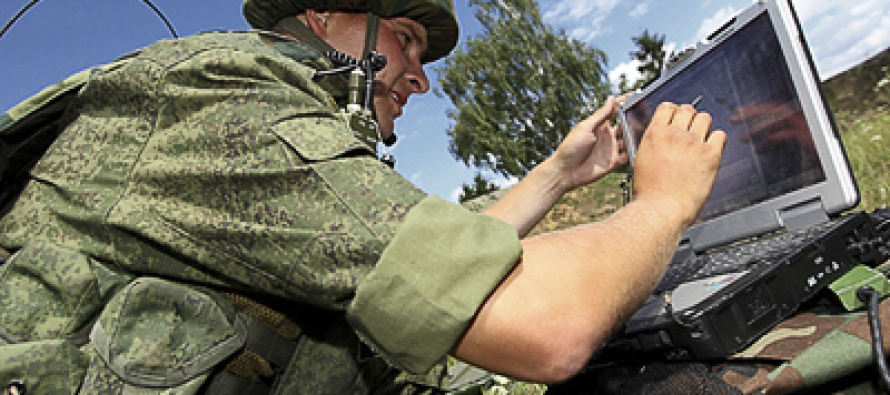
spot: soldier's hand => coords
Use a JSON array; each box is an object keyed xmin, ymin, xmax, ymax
[
  {"xmin": 549, "ymin": 96, "xmax": 629, "ymax": 191},
  {"xmin": 631, "ymin": 102, "xmax": 726, "ymax": 227}
]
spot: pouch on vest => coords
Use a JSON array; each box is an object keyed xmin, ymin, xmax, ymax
[
  {"xmin": 0, "ymin": 241, "xmax": 120, "ymax": 394},
  {"xmin": 81, "ymin": 277, "xmax": 247, "ymax": 393},
  {"xmin": 0, "ymin": 241, "xmax": 110, "ymax": 344}
]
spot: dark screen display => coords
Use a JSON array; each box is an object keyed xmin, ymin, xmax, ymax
[{"xmin": 625, "ymin": 14, "xmax": 825, "ymax": 223}]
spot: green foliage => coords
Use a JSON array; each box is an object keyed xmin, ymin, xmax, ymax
[
  {"xmin": 458, "ymin": 173, "xmax": 500, "ymax": 203},
  {"xmin": 435, "ymin": 0, "xmax": 609, "ymax": 178},
  {"xmin": 630, "ymin": 30, "xmax": 666, "ymax": 84},
  {"xmin": 616, "ymin": 29, "xmax": 667, "ymax": 93}
]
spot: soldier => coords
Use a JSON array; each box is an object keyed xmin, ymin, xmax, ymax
[{"xmin": 0, "ymin": 0, "xmax": 725, "ymax": 393}]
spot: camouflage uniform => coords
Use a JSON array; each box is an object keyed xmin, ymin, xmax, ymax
[{"xmin": 0, "ymin": 29, "xmax": 521, "ymax": 394}]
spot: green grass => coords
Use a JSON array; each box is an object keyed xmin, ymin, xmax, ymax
[{"xmin": 835, "ymin": 108, "xmax": 890, "ymax": 213}]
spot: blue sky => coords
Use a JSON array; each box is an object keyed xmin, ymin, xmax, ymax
[{"xmin": 2, "ymin": 0, "xmax": 888, "ymax": 201}]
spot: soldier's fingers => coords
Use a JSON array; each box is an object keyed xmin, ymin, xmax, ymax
[
  {"xmin": 690, "ymin": 111, "xmax": 713, "ymax": 141},
  {"xmin": 578, "ymin": 96, "xmax": 617, "ymax": 132},
  {"xmin": 671, "ymin": 104, "xmax": 697, "ymax": 130},
  {"xmin": 610, "ymin": 123, "xmax": 622, "ymax": 138},
  {"xmin": 707, "ymin": 129, "xmax": 728, "ymax": 150},
  {"xmin": 649, "ymin": 102, "xmax": 678, "ymax": 127},
  {"xmin": 615, "ymin": 92, "xmax": 632, "ymax": 104}
]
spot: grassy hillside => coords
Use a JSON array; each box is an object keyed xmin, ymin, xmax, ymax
[{"xmin": 822, "ymin": 47, "xmax": 890, "ymax": 212}]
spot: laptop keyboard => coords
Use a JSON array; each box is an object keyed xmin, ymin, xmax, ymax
[{"xmin": 656, "ymin": 216, "xmax": 851, "ymax": 292}]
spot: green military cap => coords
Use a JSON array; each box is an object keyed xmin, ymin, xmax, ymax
[{"xmin": 243, "ymin": 0, "xmax": 459, "ymax": 63}]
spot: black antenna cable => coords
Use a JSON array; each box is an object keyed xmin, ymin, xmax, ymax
[
  {"xmin": 0, "ymin": 0, "xmax": 39, "ymax": 39},
  {"xmin": 141, "ymin": 0, "xmax": 178, "ymax": 38},
  {"xmin": 1, "ymin": 0, "xmax": 179, "ymax": 40}
]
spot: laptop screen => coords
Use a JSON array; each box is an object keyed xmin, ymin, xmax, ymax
[
  {"xmin": 619, "ymin": 0, "xmax": 858, "ymax": 252},
  {"xmin": 623, "ymin": 14, "xmax": 825, "ymax": 224}
]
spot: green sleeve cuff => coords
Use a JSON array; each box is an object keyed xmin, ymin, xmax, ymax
[{"xmin": 347, "ymin": 195, "xmax": 521, "ymax": 374}]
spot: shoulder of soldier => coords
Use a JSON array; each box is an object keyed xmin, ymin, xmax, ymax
[{"xmin": 129, "ymin": 30, "xmax": 328, "ymax": 73}]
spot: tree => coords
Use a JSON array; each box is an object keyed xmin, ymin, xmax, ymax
[
  {"xmin": 458, "ymin": 173, "xmax": 500, "ymax": 203},
  {"xmin": 435, "ymin": 0, "xmax": 609, "ymax": 178},
  {"xmin": 616, "ymin": 72, "xmax": 636, "ymax": 95},
  {"xmin": 629, "ymin": 29, "xmax": 667, "ymax": 89}
]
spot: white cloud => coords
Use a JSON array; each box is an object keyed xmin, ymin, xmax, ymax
[
  {"xmin": 685, "ymin": 1, "xmax": 889, "ymax": 78},
  {"xmin": 449, "ymin": 187, "xmax": 463, "ymax": 203},
  {"xmin": 791, "ymin": 0, "xmax": 890, "ymax": 77},
  {"xmin": 543, "ymin": 0, "xmax": 621, "ymax": 22},
  {"xmin": 543, "ymin": 0, "xmax": 621, "ymax": 41},
  {"xmin": 569, "ymin": 25, "xmax": 611, "ymax": 43},
  {"xmin": 790, "ymin": 0, "xmax": 836, "ymax": 22},
  {"xmin": 629, "ymin": 3, "xmax": 649, "ymax": 19},
  {"xmin": 608, "ymin": 59, "xmax": 643, "ymax": 90},
  {"xmin": 663, "ymin": 42, "xmax": 678, "ymax": 61},
  {"xmin": 608, "ymin": 41, "xmax": 677, "ymax": 92},
  {"xmin": 493, "ymin": 176, "xmax": 520, "ymax": 189},
  {"xmin": 694, "ymin": 6, "xmax": 740, "ymax": 43},
  {"xmin": 410, "ymin": 170, "xmax": 424, "ymax": 186}
]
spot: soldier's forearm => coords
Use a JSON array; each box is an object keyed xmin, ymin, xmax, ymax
[{"xmin": 483, "ymin": 160, "xmax": 571, "ymax": 238}]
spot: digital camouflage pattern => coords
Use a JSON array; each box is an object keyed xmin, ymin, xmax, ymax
[
  {"xmin": 78, "ymin": 277, "xmax": 244, "ymax": 392},
  {"xmin": 0, "ymin": 27, "xmax": 522, "ymax": 394}
]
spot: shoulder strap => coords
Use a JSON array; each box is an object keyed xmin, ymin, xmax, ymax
[{"xmin": 205, "ymin": 293, "xmax": 303, "ymax": 394}]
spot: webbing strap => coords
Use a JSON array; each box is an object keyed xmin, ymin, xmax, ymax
[
  {"xmin": 203, "ymin": 314, "xmax": 299, "ymax": 394},
  {"xmin": 363, "ymin": 12, "xmax": 380, "ymax": 60},
  {"xmin": 240, "ymin": 313, "xmax": 298, "ymax": 369},
  {"xmin": 205, "ymin": 290, "xmax": 303, "ymax": 395}
]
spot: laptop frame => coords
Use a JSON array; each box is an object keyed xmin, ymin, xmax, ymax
[{"xmin": 617, "ymin": 0, "xmax": 859, "ymax": 255}]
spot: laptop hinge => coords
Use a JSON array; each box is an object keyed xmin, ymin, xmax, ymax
[
  {"xmin": 672, "ymin": 237, "xmax": 695, "ymax": 263},
  {"xmin": 778, "ymin": 198, "xmax": 828, "ymax": 231}
]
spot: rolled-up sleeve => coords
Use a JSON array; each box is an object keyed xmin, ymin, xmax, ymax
[{"xmin": 348, "ymin": 195, "xmax": 522, "ymax": 374}]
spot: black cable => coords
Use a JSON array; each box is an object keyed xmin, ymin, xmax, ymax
[
  {"xmin": 141, "ymin": 0, "xmax": 178, "ymax": 38},
  {"xmin": 620, "ymin": 168, "xmax": 633, "ymax": 206},
  {"xmin": 857, "ymin": 285, "xmax": 890, "ymax": 391},
  {"xmin": 1, "ymin": 0, "xmax": 178, "ymax": 40},
  {"xmin": 0, "ymin": 0, "xmax": 39, "ymax": 39}
]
